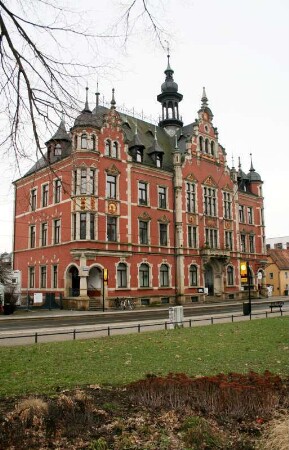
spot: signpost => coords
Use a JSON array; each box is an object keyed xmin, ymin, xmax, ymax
[{"xmin": 102, "ymin": 268, "xmax": 108, "ymax": 312}]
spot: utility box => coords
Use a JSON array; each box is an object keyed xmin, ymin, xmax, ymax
[{"xmin": 168, "ymin": 306, "xmax": 184, "ymax": 329}]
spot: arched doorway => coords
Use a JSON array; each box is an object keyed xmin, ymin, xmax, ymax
[
  {"xmin": 204, "ymin": 264, "xmax": 214, "ymax": 295},
  {"xmin": 87, "ymin": 266, "xmax": 102, "ymax": 297},
  {"xmin": 68, "ymin": 266, "xmax": 80, "ymax": 297}
]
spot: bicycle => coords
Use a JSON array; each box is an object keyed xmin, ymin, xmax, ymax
[{"xmin": 114, "ymin": 297, "xmax": 136, "ymax": 310}]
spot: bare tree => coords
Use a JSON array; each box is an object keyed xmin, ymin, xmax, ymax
[{"xmin": 0, "ymin": 0, "xmax": 167, "ymax": 168}]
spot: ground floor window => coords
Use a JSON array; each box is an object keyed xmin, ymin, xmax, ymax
[
  {"xmin": 139, "ymin": 263, "xmax": 149, "ymax": 287},
  {"xmin": 227, "ymin": 265, "xmax": 234, "ymax": 285},
  {"xmin": 117, "ymin": 263, "xmax": 127, "ymax": 288},
  {"xmin": 189, "ymin": 264, "xmax": 198, "ymax": 286}
]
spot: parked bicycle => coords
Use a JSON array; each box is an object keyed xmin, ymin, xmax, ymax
[{"xmin": 114, "ymin": 297, "xmax": 136, "ymax": 310}]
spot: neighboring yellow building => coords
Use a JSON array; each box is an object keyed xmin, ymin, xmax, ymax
[{"xmin": 266, "ymin": 249, "xmax": 289, "ymax": 297}]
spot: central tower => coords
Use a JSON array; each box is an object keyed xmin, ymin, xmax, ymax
[{"xmin": 157, "ymin": 53, "xmax": 183, "ymax": 136}]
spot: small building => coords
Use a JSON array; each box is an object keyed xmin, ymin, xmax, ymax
[
  {"xmin": 265, "ymin": 249, "xmax": 289, "ymax": 296},
  {"xmin": 266, "ymin": 236, "xmax": 289, "ymax": 250}
]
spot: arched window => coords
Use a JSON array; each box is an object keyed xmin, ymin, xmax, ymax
[
  {"xmin": 81, "ymin": 133, "xmax": 87, "ymax": 149},
  {"xmin": 117, "ymin": 263, "xmax": 127, "ymax": 288},
  {"xmin": 74, "ymin": 135, "xmax": 78, "ymax": 150},
  {"xmin": 189, "ymin": 264, "xmax": 198, "ymax": 286},
  {"xmin": 160, "ymin": 264, "xmax": 169, "ymax": 287},
  {"xmin": 205, "ymin": 138, "xmax": 209, "ymax": 153},
  {"xmin": 139, "ymin": 263, "xmax": 149, "ymax": 288},
  {"xmin": 105, "ymin": 140, "xmax": 111, "ymax": 156},
  {"xmin": 210, "ymin": 141, "xmax": 215, "ymax": 156},
  {"xmin": 111, "ymin": 141, "xmax": 118, "ymax": 158},
  {"xmin": 227, "ymin": 266, "xmax": 234, "ymax": 285},
  {"xmin": 91, "ymin": 135, "xmax": 96, "ymax": 151},
  {"xmin": 199, "ymin": 136, "xmax": 203, "ymax": 152}
]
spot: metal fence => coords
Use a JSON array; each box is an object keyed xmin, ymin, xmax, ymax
[{"xmin": 0, "ymin": 308, "xmax": 286, "ymax": 346}]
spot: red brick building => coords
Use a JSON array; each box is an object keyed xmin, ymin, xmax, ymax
[{"xmin": 13, "ymin": 57, "xmax": 267, "ymax": 309}]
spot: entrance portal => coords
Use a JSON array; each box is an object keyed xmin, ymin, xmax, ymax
[
  {"xmin": 69, "ymin": 266, "xmax": 80, "ymax": 297},
  {"xmin": 204, "ymin": 264, "xmax": 214, "ymax": 295},
  {"xmin": 87, "ymin": 266, "xmax": 102, "ymax": 297}
]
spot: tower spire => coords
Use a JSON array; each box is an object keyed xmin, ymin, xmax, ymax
[
  {"xmin": 95, "ymin": 82, "xmax": 100, "ymax": 110},
  {"xmin": 201, "ymin": 87, "xmax": 208, "ymax": 107},
  {"xmin": 82, "ymin": 85, "xmax": 91, "ymax": 113},
  {"xmin": 110, "ymin": 88, "xmax": 116, "ymax": 109},
  {"xmin": 249, "ymin": 153, "xmax": 255, "ymax": 172}
]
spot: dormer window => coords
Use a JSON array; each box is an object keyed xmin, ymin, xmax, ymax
[
  {"xmin": 136, "ymin": 148, "xmax": 143, "ymax": 163},
  {"xmin": 156, "ymin": 154, "xmax": 162, "ymax": 168},
  {"xmin": 81, "ymin": 133, "xmax": 87, "ymax": 149},
  {"xmin": 54, "ymin": 143, "xmax": 62, "ymax": 156}
]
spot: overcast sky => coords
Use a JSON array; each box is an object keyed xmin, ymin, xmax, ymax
[{"xmin": 0, "ymin": 0, "xmax": 288, "ymax": 252}]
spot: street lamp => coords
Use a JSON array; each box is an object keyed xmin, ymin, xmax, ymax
[{"xmin": 102, "ymin": 268, "xmax": 108, "ymax": 312}]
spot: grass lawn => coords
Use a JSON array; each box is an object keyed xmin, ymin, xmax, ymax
[{"xmin": 0, "ymin": 317, "xmax": 288, "ymax": 397}]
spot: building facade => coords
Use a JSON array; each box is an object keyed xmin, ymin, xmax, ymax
[
  {"xmin": 13, "ymin": 57, "xmax": 268, "ymax": 309},
  {"xmin": 265, "ymin": 249, "xmax": 289, "ymax": 297}
]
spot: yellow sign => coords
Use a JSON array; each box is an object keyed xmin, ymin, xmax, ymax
[{"xmin": 103, "ymin": 268, "xmax": 108, "ymax": 282}]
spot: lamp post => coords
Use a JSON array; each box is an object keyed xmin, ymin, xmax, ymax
[
  {"xmin": 102, "ymin": 268, "xmax": 108, "ymax": 312},
  {"xmin": 247, "ymin": 261, "xmax": 252, "ymax": 314}
]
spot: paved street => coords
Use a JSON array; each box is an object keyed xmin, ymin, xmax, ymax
[{"xmin": 0, "ymin": 298, "xmax": 288, "ymax": 346}]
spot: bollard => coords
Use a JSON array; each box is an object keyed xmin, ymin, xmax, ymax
[
  {"xmin": 35, "ymin": 332, "xmax": 38, "ymax": 344},
  {"xmin": 108, "ymin": 326, "xmax": 110, "ymax": 336},
  {"xmin": 73, "ymin": 329, "xmax": 76, "ymax": 340},
  {"xmin": 138, "ymin": 324, "xmax": 141, "ymax": 333}
]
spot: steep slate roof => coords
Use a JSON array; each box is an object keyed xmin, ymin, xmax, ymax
[{"xmin": 268, "ymin": 249, "xmax": 289, "ymax": 270}]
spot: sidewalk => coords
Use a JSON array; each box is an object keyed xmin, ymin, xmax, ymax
[{"xmin": 1, "ymin": 296, "xmax": 288, "ymax": 321}]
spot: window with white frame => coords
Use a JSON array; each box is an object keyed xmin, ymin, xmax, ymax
[
  {"xmin": 42, "ymin": 184, "xmax": 49, "ymax": 207},
  {"xmin": 158, "ymin": 186, "xmax": 167, "ymax": 209},
  {"xmin": 249, "ymin": 234, "xmax": 255, "ymax": 253},
  {"xmin": 54, "ymin": 219, "xmax": 61, "ymax": 244},
  {"xmin": 40, "ymin": 266, "xmax": 47, "ymax": 288},
  {"xmin": 248, "ymin": 207, "xmax": 253, "ymax": 224},
  {"xmin": 139, "ymin": 220, "xmax": 148, "ymax": 245},
  {"xmin": 223, "ymin": 192, "xmax": 232, "ymax": 219},
  {"xmin": 31, "ymin": 188, "xmax": 37, "ymax": 211},
  {"xmin": 205, "ymin": 228, "xmax": 218, "ymax": 248},
  {"xmin": 139, "ymin": 263, "xmax": 150, "ymax": 288},
  {"xmin": 81, "ymin": 133, "xmax": 87, "ymax": 149},
  {"xmin": 188, "ymin": 225, "xmax": 197, "ymax": 248},
  {"xmin": 29, "ymin": 266, "xmax": 35, "ymax": 288},
  {"xmin": 159, "ymin": 223, "xmax": 168, "ymax": 246},
  {"xmin": 41, "ymin": 222, "xmax": 48, "ymax": 246},
  {"xmin": 189, "ymin": 264, "xmax": 198, "ymax": 286},
  {"xmin": 80, "ymin": 213, "xmax": 86, "ymax": 240},
  {"xmin": 117, "ymin": 263, "xmax": 127, "ymax": 288},
  {"xmin": 225, "ymin": 231, "xmax": 233, "ymax": 250},
  {"xmin": 30, "ymin": 225, "xmax": 36, "ymax": 248},
  {"xmin": 203, "ymin": 187, "xmax": 216, "ymax": 216},
  {"xmin": 160, "ymin": 264, "xmax": 169, "ymax": 287},
  {"xmin": 240, "ymin": 233, "xmax": 246, "ymax": 252},
  {"xmin": 227, "ymin": 266, "xmax": 234, "ymax": 285},
  {"xmin": 52, "ymin": 265, "xmax": 58, "ymax": 288},
  {"xmin": 54, "ymin": 179, "xmax": 61, "ymax": 203},
  {"xmin": 186, "ymin": 182, "xmax": 196, "ymax": 213},
  {"xmin": 239, "ymin": 205, "xmax": 245, "ymax": 223},
  {"xmin": 107, "ymin": 216, "xmax": 117, "ymax": 242},
  {"xmin": 106, "ymin": 174, "xmax": 117, "ymax": 199},
  {"xmin": 138, "ymin": 181, "xmax": 148, "ymax": 205},
  {"xmin": 80, "ymin": 169, "xmax": 87, "ymax": 194}
]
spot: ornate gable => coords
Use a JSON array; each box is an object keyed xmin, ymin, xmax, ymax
[
  {"xmin": 138, "ymin": 211, "xmax": 151, "ymax": 221},
  {"xmin": 186, "ymin": 172, "xmax": 197, "ymax": 182},
  {"xmin": 105, "ymin": 164, "xmax": 120, "ymax": 175},
  {"xmin": 203, "ymin": 175, "xmax": 217, "ymax": 187}
]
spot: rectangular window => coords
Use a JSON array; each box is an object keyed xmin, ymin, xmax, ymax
[
  {"xmin": 239, "ymin": 205, "xmax": 245, "ymax": 223},
  {"xmin": 54, "ymin": 219, "xmax": 61, "ymax": 244},
  {"xmin": 90, "ymin": 214, "xmax": 95, "ymax": 240},
  {"xmin": 73, "ymin": 170, "xmax": 78, "ymax": 195},
  {"xmin": 249, "ymin": 234, "xmax": 255, "ymax": 253},
  {"xmin": 158, "ymin": 186, "xmax": 167, "ymax": 209},
  {"xmin": 80, "ymin": 169, "xmax": 87, "ymax": 194},
  {"xmin": 204, "ymin": 187, "xmax": 216, "ymax": 216},
  {"xmin": 41, "ymin": 222, "xmax": 48, "ymax": 246},
  {"xmin": 42, "ymin": 184, "xmax": 48, "ymax": 207},
  {"xmin": 107, "ymin": 216, "xmax": 117, "ymax": 241},
  {"xmin": 80, "ymin": 213, "xmax": 86, "ymax": 240},
  {"xmin": 52, "ymin": 265, "xmax": 58, "ymax": 288},
  {"xmin": 31, "ymin": 188, "xmax": 37, "ymax": 211},
  {"xmin": 40, "ymin": 266, "xmax": 47, "ymax": 288},
  {"xmin": 223, "ymin": 192, "xmax": 232, "ymax": 219},
  {"xmin": 117, "ymin": 263, "xmax": 127, "ymax": 288},
  {"xmin": 30, "ymin": 225, "xmax": 36, "ymax": 248},
  {"xmin": 269, "ymin": 272, "xmax": 273, "ymax": 279},
  {"xmin": 248, "ymin": 207, "xmax": 253, "ymax": 224},
  {"xmin": 88, "ymin": 169, "xmax": 95, "ymax": 195},
  {"xmin": 29, "ymin": 266, "xmax": 35, "ymax": 288},
  {"xmin": 106, "ymin": 175, "xmax": 116, "ymax": 199},
  {"xmin": 139, "ymin": 220, "xmax": 148, "ymax": 245},
  {"xmin": 188, "ymin": 226, "xmax": 197, "ymax": 248},
  {"xmin": 225, "ymin": 231, "xmax": 233, "ymax": 250},
  {"xmin": 186, "ymin": 182, "xmax": 196, "ymax": 213},
  {"xmin": 72, "ymin": 213, "xmax": 77, "ymax": 240},
  {"xmin": 240, "ymin": 233, "xmax": 246, "ymax": 252},
  {"xmin": 205, "ymin": 228, "xmax": 218, "ymax": 248},
  {"xmin": 260, "ymin": 208, "xmax": 264, "ymax": 226},
  {"xmin": 54, "ymin": 179, "xmax": 61, "ymax": 203},
  {"xmin": 138, "ymin": 181, "xmax": 148, "ymax": 205},
  {"xmin": 159, "ymin": 223, "xmax": 168, "ymax": 246}
]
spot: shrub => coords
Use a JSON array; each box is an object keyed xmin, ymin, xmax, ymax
[{"xmin": 181, "ymin": 415, "xmax": 224, "ymax": 449}]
